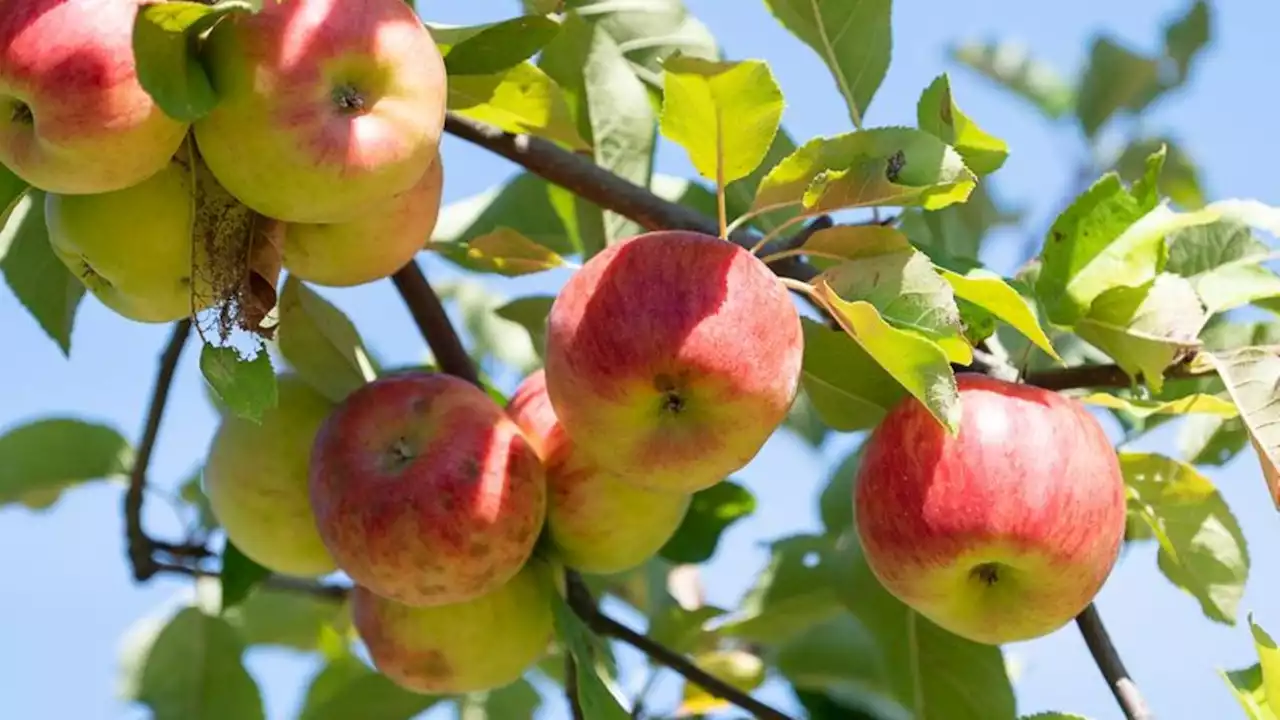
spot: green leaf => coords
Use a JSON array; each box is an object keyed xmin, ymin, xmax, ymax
[
  {"xmin": 950, "ymin": 40, "xmax": 1075, "ymax": 119},
  {"xmin": 819, "ymin": 441, "xmax": 865, "ymax": 535},
  {"xmin": 774, "ymin": 613, "xmax": 900, "ymax": 716},
  {"xmin": 1079, "ymin": 392, "xmax": 1238, "ymax": 419},
  {"xmin": 199, "ymin": 344, "xmax": 278, "ymax": 424},
  {"xmin": 494, "ymin": 296, "xmax": 556, "ymax": 362},
  {"xmin": 1121, "ymin": 452, "xmax": 1249, "ymax": 624},
  {"xmin": 678, "ymin": 649, "xmax": 766, "ymax": 716},
  {"xmin": 659, "ymin": 55, "xmax": 784, "ymax": 187},
  {"xmin": 1165, "ymin": 220, "xmax": 1280, "ymax": 314},
  {"xmin": 224, "ymin": 586, "xmax": 348, "ymax": 652},
  {"xmin": 1199, "ymin": 346, "xmax": 1280, "ymax": 508},
  {"xmin": 0, "ymin": 163, "xmax": 26, "ymax": 218},
  {"xmin": 0, "ymin": 190, "xmax": 84, "ymax": 354},
  {"xmin": 938, "ymin": 267, "xmax": 1060, "ymax": 361},
  {"xmin": 128, "ymin": 607, "xmax": 264, "ymax": 720},
  {"xmin": 659, "ymin": 480, "xmax": 756, "ymax": 564},
  {"xmin": 131, "ymin": 1, "xmax": 252, "ymax": 122},
  {"xmin": 1115, "ymin": 138, "xmax": 1205, "ymax": 209},
  {"xmin": 219, "ymin": 541, "xmax": 271, "ymax": 614},
  {"xmin": 1074, "ymin": 273, "xmax": 1207, "ymax": 393},
  {"xmin": 828, "ymin": 532, "xmax": 1017, "ymax": 720},
  {"xmin": 448, "ymin": 63, "xmax": 590, "ymax": 151},
  {"xmin": 648, "ymin": 604, "xmax": 727, "ymax": 657},
  {"xmin": 753, "ymin": 128, "xmax": 976, "ymax": 217},
  {"xmin": 297, "ymin": 655, "xmax": 439, "ymax": 720},
  {"xmin": 442, "ymin": 16, "xmax": 563, "ymax": 76},
  {"xmin": 431, "ymin": 171, "xmax": 581, "ymax": 258},
  {"xmin": 550, "ymin": 592, "xmax": 631, "ymax": 719},
  {"xmin": 428, "ymin": 227, "xmax": 566, "ymax": 276},
  {"xmin": 916, "ymin": 73, "xmax": 1008, "ymax": 175},
  {"xmin": 434, "ymin": 279, "xmax": 540, "ymax": 374},
  {"xmin": 763, "ymin": 0, "xmax": 891, "ymax": 127},
  {"xmin": 812, "ymin": 285, "xmax": 961, "ymax": 433},
  {"xmin": 715, "ymin": 535, "xmax": 845, "ymax": 644},
  {"xmin": 1034, "ymin": 159, "xmax": 1165, "ymax": 326},
  {"xmin": 1221, "ymin": 662, "xmax": 1277, "ymax": 720},
  {"xmin": 726, "ymin": 129, "xmax": 802, "ymax": 234},
  {"xmin": 276, "ymin": 276, "xmax": 377, "ymax": 403},
  {"xmin": 179, "ymin": 468, "xmax": 218, "ymax": 532},
  {"xmin": 459, "ymin": 678, "xmax": 543, "ymax": 719},
  {"xmin": 901, "ymin": 183, "xmax": 1023, "ymax": 272},
  {"xmin": 0, "ymin": 418, "xmax": 132, "ymax": 508},
  {"xmin": 1164, "ymin": 0, "xmax": 1211, "ymax": 84},
  {"xmin": 1252, "ymin": 616, "xmax": 1280, "ymax": 715},
  {"xmin": 1075, "ymin": 36, "xmax": 1162, "ymax": 138}
]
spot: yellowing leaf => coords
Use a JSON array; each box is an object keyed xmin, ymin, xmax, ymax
[
  {"xmin": 1200, "ymin": 346, "xmax": 1280, "ymax": 509},
  {"xmin": 1253, "ymin": 616, "xmax": 1280, "ymax": 714},
  {"xmin": 1221, "ymin": 663, "xmax": 1277, "ymax": 720},
  {"xmin": 429, "ymin": 228, "xmax": 565, "ymax": 277},
  {"xmin": 659, "ymin": 55, "xmax": 784, "ymax": 186},
  {"xmin": 917, "ymin": 73, "xmax": 1008, "ymax": 175},
  {"xmin": 448, "ymin": 62, "xmax": 589, "ymax": 151},
  {"xmin": 938, "ymin": 267, "xmax": 1060, "ymax": 362},
  {"xmin": 799, "ymin": 224, "xmax": 914, "ymax": 265},
  {"xmin": 678, "ymin": 650, "xmax": 766, "ymax": 716},
  {"xmin": 1079, "ymin": 392, "xmax": 1238, "ymax": 419}
]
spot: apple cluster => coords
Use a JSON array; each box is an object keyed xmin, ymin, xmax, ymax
[{"xmin": 0, "ymin": 0, "xmax": 447, "ymax": 324}]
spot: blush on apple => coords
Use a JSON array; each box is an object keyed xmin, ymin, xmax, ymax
[
  {"xmin": 308, "ymin": 371, "xmax": 547, "ymax": 607},
  {"xmin": 0, "ymin": 0, "xmax": 190, "ymax": 194},
  {"xmin": 507, "ymin": 369, "xmax": 690, "ymax": 575},
  {"xmin": 853, "ymin": 373, "xmax": 1128, "ymax": 645},
  {"xmin": 542, "ymin": 230, "xmax": 804, "ymax": 494}
]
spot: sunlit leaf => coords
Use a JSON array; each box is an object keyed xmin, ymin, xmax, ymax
[
  {"xmin": 199, "ymin": 344, "xmax": 277, "ymax": 424},
  {"xmin": 939, "ymin": 267, "xmax": 1060, "ymax": 362},
  {"xmin": 916, "ymin": 73, "xmax": 1008, "ymax": 175},
  {"xmin": 799, "ymin": 319, "xmax": 906, "ymax": 432},
  {"xmin": 1079, "ymin": 392, "xmax": 1237, "ymax": 419},
  {"xmin": 429, "ymin": 227, "xmax": 566, "ymax": 276},
  {"xmin": 0, "ymin": 190, "xmax": 84, "ymax": 355},
  {"xmin": 678, "ymin": 649, "xmax": 766, "ymax": 715},
  {"xmin": 440, "ymin": 15, "xmax": 563, "ymax": 76},
  {"xmin": 276, "ymin": 277, "xmax": 377, "ymax": 403},
  {"xmin": 1166, "ymin": 220, "xmax": 1280, "ymax": 314},
  {"xmin": 448, "ymin": 62, "xmax": 590, "ymax": 151},
  {"xmin": 132, "ymin": 1, "xmax": 253, "ymax": 121},
  {"xmin": 1199, "ymin": 346, "xmax": 1280, "ymax": 508}
]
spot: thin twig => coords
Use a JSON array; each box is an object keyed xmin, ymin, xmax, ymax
[
  {"xmin": 390, "ymin": 260, "xmax": 480, "ymax": 386},
  {"xmin": 1022, "ymin": 357, "xmax": 1209, "ymax": 391},
  {"xmin": 124, "ymin": 319, "xmax": 192, "ymax": 582},
  {"xmin": 1076, "ymin": 604, "xmax": 1152, "ymax": 720}
]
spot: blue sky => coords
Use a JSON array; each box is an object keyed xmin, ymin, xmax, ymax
[{"xmin": 2, "ymin": 0, "xmax": 1278, "ymax": 718}]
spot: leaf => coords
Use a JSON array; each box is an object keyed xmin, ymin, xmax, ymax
[
  {"xmin": 782, "ymin": 387, "xmax": 830, "ymax": 448},
  {"xmin": 565, "ymin": 0, "xmax": 719, "ymax": 76},
  {"xmin": 763, "ymin": 0, "xmax": 891, "ymax": 127},
  {"xmin": 199, "ymin": 344, "xmax": 278, "ymax": 424},
  {"xmin": 949, "ymin": 40, "xmax": 1075, "ymax": 119},
  {"xmin": 1075, "ymin": 36, "xmax": 1162, "ymax": 138},
  {"xmin": 648, "ymin": 604, "xmax": 727, "ymax": 657},
  {"xmin": 726, "ymin": 129, "xmax": 802, "ymax": 234},
  {"xmin": 297, "ymin": 655, "xmax": 439, "ymax": 720},
  {"xmin": 1221, "ymin": 663, "xmax": 1278, "ymax": 720},
  {"xmin": 224, "ymin": 586, "xmax": 348, "ymax": 652},
  {"xmin": 1074, "ymin": 273, "xmax": 1207, "ymax": 392},
  {"xmin": 819, "ymin": 441, "xmax": 865, "ymax": 535},
  {"xmin": 1164, "ymin": 0, "xmax": 1211, "ymax": 84},
  {"xmin": 1079, "ymin": 392, "xmax": 1238, "ymax": 419},
  {"xmin": 1034, "ymin": 157, "xmax": 1166, "ymax": 326},
  {"xmin": 659, "ymin": 55, "xmax": 784, "ymax": 186},
  {"xmin": 276, "ymin": 276, "xmax": 377, "ymax": 403},
  {"xmin": 1165, "ymin": 220, "xmax": 1280, "ymax": 314},
  {"xmin": 0, "ymin": 163, "xmax": 26, "ymax": 218},
  {"xmin": 179, "ymin": 469, "xmax": 218, "ymax": 532},
  {"xmin": 448, "ymin": 63, "xmax": 590, "ymax": 151},
  {"xmin": 1199, "ymin": 347, "xmax": 1280, "ymax": 508},
  {"xmin": 938, "ymin": 267, "xmax": 1060, "ymax": 362},
  {"xmin": 0, "ymin": 190, "xmax": 84, "ymax": 354},
  {"xmin": 432, "ymin": 171, "xmax": 581, "ymax": 258},
  {"xmin": 1252, "ymin": 616, "xmax": 1280, "ymax": 714},
  {"xmin": 550, "ymin": 592, "xmax": 631, "ymax": 719},
  {"xmin": 828, "ymin": 532, "xmax": 1017, "ymax": 720},
  {"xmin": 812, "ymin": 284, "xmax": 961, "ymax": 433},
  {"xmin": 753, "ymin": 128, "xmax": 975, "ymax": 217},
  {"xmin": 128, "ymin": 607, "xmax": 264, "ymax": 720},
  {"xmin": 1115, "ymin": 137, "xmax": 1205, "ymax": 209},
  {"xmin": 678, "ymin": 649, "xmax": 766, "ymax": 715},
  {"xmin": 799, "ymin": 317, "xmax": 905, "ymax": 432},
  {"xmin": 434, "ymin": 279, "xmax": 540, "ymax": 374},
  {"xmin": 459, "ymin": 678, "xmax": 543, "ymax": 719},
  {"xmin": 494, "ymin": 296, "xmax": 556, "ymax": 361},
  {"xmin": 715, "ymin": 535, "xmax": 845, "ymax": 644},
  {"xmin": 428, "ymin": 227, "xmax": 566, "ymax": 276},
  {"xmin": 901, "ymin": 182, "xmax": 1023, "ymax": 272},
  {"xmin": 132, "ymin": 1, "xmax": 252, "ymax": 122},
  {"xmin": 659, "ymin": 479, "xmax": 756, "ymax": 564},
  {"xmin": 0, "ymin": 418, "xmax": 133, "ymax": 508},
  {"xmin": 441, "ymin": 15, "xmax": 563, "ymax": 76},
  {"xmin": 916, "ymin": 73, "xmax": 1008, "ymax": 176},
  {"xmin": 1121, "ymin": 452, "xmax": 1249, "ymax": 624},
  {"xmin": 219, "ymin": 541, "xmax": 271, "ymax": 614},
  {"xmin": 774, "ymin": 614, "xmax": 900, "ymax": 716}
]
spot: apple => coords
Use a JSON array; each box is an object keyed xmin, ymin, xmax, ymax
[
  {"xmin": 202, "ymin": 373, "xmax": 338, "ymax": 578},
  {"xmin": 543, "ymin": 230, "xmax": 804, "ymax": 494},
  {"xmin": 507, "ymin": 369, "xmax": 691, "ymax": 575},
  {"xmin": 853, "ymin": 373, "xmax": 1127, "ymax": 645},
  {"xmin": 282, "ymin": 155, "xmax": 443, "ymax": 288},
  {"xmin": 352, "ymin": 557, "xmax": 557, "ymax": 695},
  {"xmin": 44, "ymin": 153, "xmax": 218, "ymax": 323},
  {"xmin": 0, "ymin": 0, "xmax": 189, "ymax": 194},
  {"xmin": 309, "ymin": 371, "xmax": 547, "ymax": 607},
  {"xmin": 192, "ymin": 0, "xmax": 448, "ymax": 224}
]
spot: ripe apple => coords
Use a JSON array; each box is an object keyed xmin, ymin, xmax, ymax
[
  {"xmin": 309, "ymin": 371, "xmax": 547, "ymax": 607},
  {"xmin": 853, "ymin": 373, "xmax": 1127, "ymax": 645},
  {"xmin": 0, "ymin": 0, "xmax": 189, "ymax": 194},
  {"xmin": 352, "ymin": 557, "xmax": 557, "ymax": 694},
  {"xmin": 543, "ymin": 230, "xmax": 804, "ymax": 494},
  {"xmin": 282, "ymin": 155, "xmax": 443, "ymax": 288},
  {"xmin": 44, "ymin": 154, "xmax": 217, "ymax": 323},
  {"xmin": 192, "ymin": 0, "xmax": 448, "ymax": 224},
  {"xmin": 203, "ymin": 373, "xmax": 338, "ymax": 578},
  {"xmin": 507, "ymin": 369, "xmax": 691, "ymax": 575}
]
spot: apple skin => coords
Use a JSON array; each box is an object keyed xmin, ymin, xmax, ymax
[
  {"xmin": 282, "ymin": 155, "xmax": 443, "ymax": 288},
  {"xmin": 202, "ymin": 373, "xmax": 338, "ymax": 578},
  {"xmin": 543, "ymin": 230, "xmax": 804, "ymax": 494},
  {"xmin": 352, "ymin": 557, "xmax": 556, "ymax": 695},
  {"xmin": 44, "ymin": 154, "xmax": 218, "ymax": 323},
  {"xmin": 853, "ymin": 373, "xmax": 1127, "ymax": 645},
  {"xmin": 309, "ymin": 371, "xmax": 547, "ymax": 607},
  {"xmin": 507, "ymin": 369, "xmax": 691, "ymax": 575},
  {"xmin": 0, "ymin": 0, "xmax": 189, "ymax": 194},
  {"xmin": 193, "ymin": 0, "xmax": 448, "ymax": 224}
]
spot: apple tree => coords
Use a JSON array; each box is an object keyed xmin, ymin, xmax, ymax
[{"xmin": 1, "ymin": 0, "xmax": 1276, "ymax": 718}]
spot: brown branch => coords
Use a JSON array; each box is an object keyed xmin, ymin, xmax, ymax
[
  {"xmin": 390, "ymin": 259, "xmax": 480, "ymax": 386},
  {"xmin": 152, "ymin": 560, "xmax": 349, "ymax": 601},
  {"xmin": 1022, "ymin": 357, "xmax": 1210, "ymax": 391},
  {"xmin": 1076, "ymin": 604, "xmax": 1152, "ymax": 720},
  {"xmin": 566, "ymin": 572, "xmax": 794, "ymax": 720},
  {"xmin": 124, "ymin": 319, "xmax": 193, "ymax": 582}
]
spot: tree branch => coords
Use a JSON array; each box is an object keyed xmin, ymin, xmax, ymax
[
  {"xmin": 1076, "ymin": 604, "xmax": 1152, "ymax": 720},
  {"xmin": 1022, "ymin": 357, "xmax": 1210, "ymax": 391},
  {"xmin": 124, "ymin": 319, "xmax": 193, "ymax": 582},
  {"xmin": 391, "ymin": 259, "xmax": 480, "ymax": 386}
]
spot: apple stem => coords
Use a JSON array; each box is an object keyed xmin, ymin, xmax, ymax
[{"xmin": 716, "ymin": 110, "xmax": 728, "ymax": 240}]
